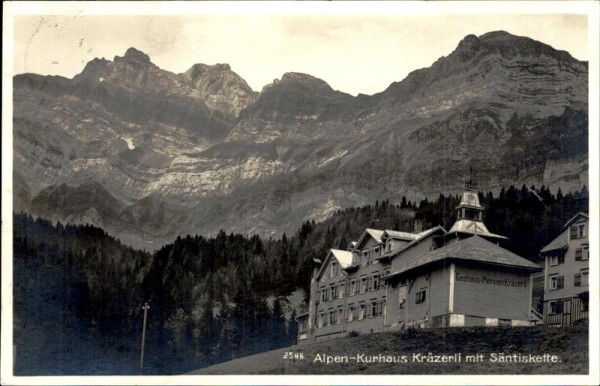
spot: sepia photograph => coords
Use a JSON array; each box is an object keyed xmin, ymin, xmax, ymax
[{"xmin": 2, "ymin": 1, "xmax": 598, "ymax": 385}]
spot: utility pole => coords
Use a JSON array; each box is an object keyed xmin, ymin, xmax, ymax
[{"xmin": 139, "ymin": 302, "xmax": 150, "ymax": 375}]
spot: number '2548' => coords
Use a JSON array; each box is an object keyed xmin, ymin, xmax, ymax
[{"xmin": 283, "ymin": 351, "xmax": 304, "ymax": 360}]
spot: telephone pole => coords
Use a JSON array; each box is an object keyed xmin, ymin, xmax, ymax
[{"xmin": 139, "ymin": 302, "xmax": 150, "ymax": 375}]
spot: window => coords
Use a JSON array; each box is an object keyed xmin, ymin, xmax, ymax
[
  {"xmin": 350, "ymin": 280, "xmax": 356, "ymax": 296},
  {"xmin": 369, "ymin": 301, "xmax": 377, "ymax": 318},
  {"xmin": 338, "ymin": 281, "xmax": 345, "ymax": 298},
  {"xmin": 576, "ymin": 246, "xmax": 589, "ymax": 261},
  {"xmin": 328, "ymin": 309, "xmax": 336, "ymax": 325},
  {"xmin": 330, "ymin": 261, "xmax": 337, "ymax": 277},
  {"xmin": 329, "ymin": 285, "xmax": 337, "ymax": 301},
  {"xmin": 318, "ymin": 313, "xmax": 325, "ymax": 328},
  {"xmin": 381, "ymin": 297, "xmax": 387, "ymax": 316},
  {"xmin": 570, "ymin": 223, "xmax": 586, "ymax": 239},
  {"xmin": 321, "ymin": 287, "xmax": 327, "ymax": 302},
  {"xmin": 337, "ymin": 307, "xmax": 344, "ymax": 324},
  {"xmin": 347, "ymin": 305, "xmax": 355, "ymax": 322},
  {"xmin": 373, "ymin": 273, "xmax": 380, "ymax": 291},
  {"xmin": 570, "ymin": 225, "xmax": 578, "ymax": 239},
  {"xmin": 362, "ymin": 251, "xmax": 369, "ymax": 266},
  {"xmin": 358, "ymin": 303, "xmax": 366, "ymax": 320},
  {"xmin": 549, "ymin": 275, "xmax": 564, "ymax": 290},
  {"xmin": 576, "ymin": 270, "xmax": 589, "ymax": 287},
  {"xmin": 550, "ymin": 300, "xmax": 563, "ymax": 314},
  {"xmin": 384, "ymin": 268, "xmax": 391, "ymax": 277},
  {"xmin": 399, "ymin": 285, "xmax": 407, "ymax": 308},
  {"xmin": 549, "ymin": 255, "xmax": 564, "ymax": 266},
  {"xmin": 360, "ymin": 277, "xmax": 367, "ymax": 294},
  {"xmin": 415, "ymin": 288, "xmax": 427, "ymax": 304},
  {"xmin": 578, "ymin": 224, "xmax": 586, "ymax": 238}
]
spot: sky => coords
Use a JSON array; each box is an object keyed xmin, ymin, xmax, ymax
[{"xmin": 6, "ymin": 2, "xmax": 592, "ymax": 96}]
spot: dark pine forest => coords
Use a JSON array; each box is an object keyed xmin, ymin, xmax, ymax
[{"xmin": 13, "ymin": 184, "xmax": 588, "ymax": 375}]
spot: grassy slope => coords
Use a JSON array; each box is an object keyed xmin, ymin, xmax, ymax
[{"xmin": 190, "ymin": 325, "xmax": 588, "ymax": 375}]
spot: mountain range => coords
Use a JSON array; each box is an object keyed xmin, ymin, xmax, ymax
[{"xmin": 13, "ymin": 31, "xmax": 588, "ymax": 249}]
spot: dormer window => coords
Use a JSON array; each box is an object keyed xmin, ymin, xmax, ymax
[
  {"xmin": 330, "ymin": 261, "xmax": 337, "ymax": 277},
  {"xmin": 570, "ymin": 223, "xmax": 586, "ymax": 239}
]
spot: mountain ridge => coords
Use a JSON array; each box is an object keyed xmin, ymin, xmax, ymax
[{"xmin": 13, "ymin": 31, "xmax": 588, "ymax": 248}]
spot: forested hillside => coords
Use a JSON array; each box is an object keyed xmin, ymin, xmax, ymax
[{"xmin": 13, "ymin": 184, "xmax": 588, "ymax": 374}]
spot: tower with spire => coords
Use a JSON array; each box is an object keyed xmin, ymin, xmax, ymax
[{"xmin": 447, "ymin": 173, "xmax": 507, "ymax": 242}]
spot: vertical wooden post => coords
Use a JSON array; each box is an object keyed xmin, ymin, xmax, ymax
[{"xmin": 140, "ymin": 302, "xmax": 150, "ymax": 375}]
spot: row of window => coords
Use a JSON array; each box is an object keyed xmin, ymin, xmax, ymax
[
  {"xmin": 316, "ymin": 299, "xmax": 387, "ymax": 328},
  {"xmin": 359, "ymin": 247, "xmax": 382, "ymax": 266},
  {"xmin": 549, "ymin": 246, "xmax": 589, "ymax": 266},
  {"xmin": 549, "ymin": 270, "xmax": 588, "ymax": 290},
  {"xmin": 319, "ymin": 274, "xmax": 382, "ymax": 302}
]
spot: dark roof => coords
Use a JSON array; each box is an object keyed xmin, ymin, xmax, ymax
[{"xmin": 387, "ymin": 235, "xmax": 540, "ymax": 278}]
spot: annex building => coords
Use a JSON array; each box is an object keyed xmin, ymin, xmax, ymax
[
  {"xmin": 539, "ymin": 212, "xmax": 589, "ymax": 325},
  {"xmin": 297, "ymin": 182, "xmax": 541, "ymax": 343}
]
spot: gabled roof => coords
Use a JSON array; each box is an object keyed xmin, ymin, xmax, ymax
[
  {"xmin": 353, "ymin": 228, "xmax": 384, "ymax": 250},
  {"xmin": 330, "ymin": 249, "xmax": 354, "ymax": 269},
  {"xmin": 563, "ymin": 212, "xmax": 589, "ymax": 229},
  {"xmin": 540, "ymin": 212, "xmax": 589, "ymax": 254},
  {"xmin": 386, "ymin": 235, "xmax": 540, "ymax": 278},
  {"xmin": 378, "ymin": 226, "xmax": 446, "ymax": 260},
  {"xmin": 315, "ymin": 248, "xmax": 354, "ymax": 280},
  {"xmin": 448, "ymin": 219, "xmax": 507, "ymax": 240}
]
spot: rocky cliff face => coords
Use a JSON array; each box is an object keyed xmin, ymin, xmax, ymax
[{"xmin": 14, "ymin": 32, "xmax": 588, "ymax": 249}]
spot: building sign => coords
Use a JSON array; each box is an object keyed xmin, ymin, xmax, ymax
[{"xmin": 455, "ymin": 272, "xmax": 527, "ymax": 288}]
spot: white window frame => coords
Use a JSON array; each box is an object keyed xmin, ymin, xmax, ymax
[{"xmin": 549, "ymin": 274, "xmax": 564, "ymax": 290}]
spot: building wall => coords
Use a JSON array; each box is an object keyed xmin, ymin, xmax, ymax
[
  {"xmin": 310, "ymin": 238, "xmax": 389, "ymax": 341},
  {"xmin": 453, "ymin": 264, "xmax": 531, "ymax": 322},
  {"xmin": 543, "ymin": 216, "xmax": 589, "ymax": 325},
  {"xmin": 544, "ymin": 226, "xmax": 589, "ymax": 302},
  {"xmin": 386, "ymin": 265, "xmax": 450, "ymax": 327}
]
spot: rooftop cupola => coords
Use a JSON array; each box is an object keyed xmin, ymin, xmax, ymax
[
  {"xmin": 455, "ymin": 178, "xmax": 484, "ymax": 221},
  {"xmin": 448, "ymin": 176, "xmax": 507, "ymax": 241}
]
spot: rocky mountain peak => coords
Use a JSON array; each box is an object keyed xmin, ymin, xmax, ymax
[
  {"xmin": 184, "ymin": 63, "xmax": 233, "ymax": 82},
  {"xmin": 463, "ymin": 30, "xmax": 578, "ymax": 62},
  {"xmin": 119, "ymin": 47, "xmax": 152, "ymax": 64}
]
